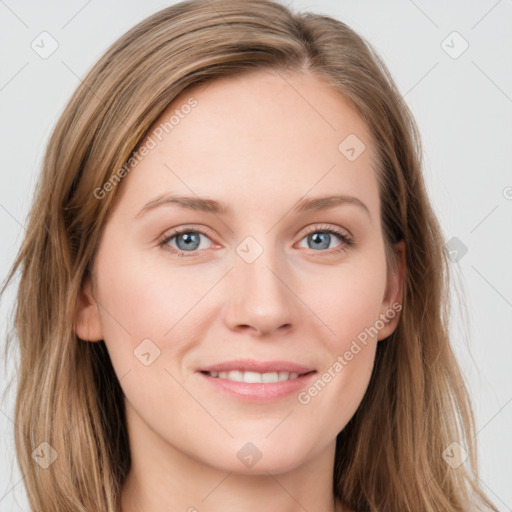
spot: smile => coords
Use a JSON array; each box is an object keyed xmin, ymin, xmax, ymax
[
  {"xmin": 197, "ymin": 360, "xmax": 317, "ymax": 402},
  {"xmin": 203, "ymin": 370, "xmax": 304, "ymax": 383}
]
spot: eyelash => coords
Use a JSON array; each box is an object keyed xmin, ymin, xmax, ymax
[{"xmin": 158, "ymin": 224, "xmax": 354, "ymax": 258}]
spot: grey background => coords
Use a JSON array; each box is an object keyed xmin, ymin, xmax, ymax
[{"xmin": 1, "ymin": 0, "xmax": 511, "ymax": 510}]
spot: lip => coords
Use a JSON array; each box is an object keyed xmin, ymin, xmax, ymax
[
  {"xmin": 198, "ymin": 359, "xmax": 314, "ymax": 374},
  {"xmin": 197, "ymin": 359, "xmax": 317, "ymax": 403}
]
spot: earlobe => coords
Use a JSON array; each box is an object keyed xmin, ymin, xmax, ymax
[
  {"xmin": 74, "ymin": 277, "xmax": 103, "ymax": 342},
  {"xmin": 378, "ymin": 240, "xmax": 405, "ymax": 341}
]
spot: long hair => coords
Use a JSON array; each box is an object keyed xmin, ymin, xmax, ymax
[{"xmin": 1, "ymin": 1, "xmax": 498, "ymax": 510}]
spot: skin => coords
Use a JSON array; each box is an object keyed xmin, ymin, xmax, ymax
[{"xmin": 75, "ymin": 68, "xmax": 404, "ymax": 512}]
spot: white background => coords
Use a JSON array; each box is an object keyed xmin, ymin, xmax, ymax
[{"xmin": 0, "ymin": 1, "xmax": 511, "ymax": 510}]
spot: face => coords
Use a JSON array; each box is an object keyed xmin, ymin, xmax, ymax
[{"xmin": 76, "ymin": 69, "xmax": 403, "ymax": 475}]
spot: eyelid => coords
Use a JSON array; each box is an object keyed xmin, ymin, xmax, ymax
[
  {"xmin": 158, "ymin": 224, "xmax": 218, "ymax": 247},
  {"xmin": 299, "ymin": 223, "xmax": 352, "ymax": 241}
]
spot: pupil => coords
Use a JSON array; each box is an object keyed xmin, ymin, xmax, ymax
[
  {"xmin": 178, "ymin": 232, "xmax": 199, "ymax": 250},
  {"xmin": 310, "ymin": 232, "xmax": 330, "ymax": 250}
]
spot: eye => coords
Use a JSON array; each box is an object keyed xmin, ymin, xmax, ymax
[
  {"xmin": 158, "ymin": 226, "xmax": 215, "ymax": 257},
  {"xmin": 297, "ymin": 224, "xmax": 353, "ymax": 254}
]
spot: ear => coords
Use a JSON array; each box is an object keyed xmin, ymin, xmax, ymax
[
  {"xmin": 377, "ymin": 240, "xmax": 405, "ymax": 341},
  {"xmin": 74, "ymin": 276, "xmax": 103, "ymax": 342}
]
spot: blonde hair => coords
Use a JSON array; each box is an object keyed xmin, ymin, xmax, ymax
[{"xmin": 1, "ymin": 0, "xmax": 498, "ymax": 510}]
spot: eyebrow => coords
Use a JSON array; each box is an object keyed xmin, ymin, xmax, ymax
[{"xmin": 135, "ymin": 193, "xmax": 370, "ymax": 218}]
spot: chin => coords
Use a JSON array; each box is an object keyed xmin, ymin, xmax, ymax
[{"xmin": 203, "ymin": 435, "xmax": 321, "ymax": 476}]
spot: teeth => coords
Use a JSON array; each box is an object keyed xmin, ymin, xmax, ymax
[
  {"xmin": 244, "ymin": 371, "xmax": 261, "ymax": 383},
  {"xmin": 208, "ymin": 370, "xmax": 301, "ymax": 383},
  {"xmin": 262, "ymin": 372, "xmax": 278, "ymax": 383}
]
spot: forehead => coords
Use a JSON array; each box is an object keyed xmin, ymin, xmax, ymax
[
  {"xmin": 164, "ymin": 68, "xmax": 373, "ymax": 152},
  {"xmin": 112, "ymin": 68, "xmax": 380, "ymax": 219}
]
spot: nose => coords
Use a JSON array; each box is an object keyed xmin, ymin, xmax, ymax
[{"xmin": 222, "ymin": 247, "xmax": 296, "ymax": 337}]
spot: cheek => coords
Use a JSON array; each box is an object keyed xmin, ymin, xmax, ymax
[
  {"xmin": 295, "ymin": 252, "xmax": 386, "ymax": 412},
  {"xmin": 92, "ymin": 243, "xmax": 223, "ymax": 368},
  {"xmin": 91, "ymin": 248, "xmax": 214, "ymax": 422},
  {"xmin": 297, "ymin": 277, "xmax": 381, "ymax": 440},
  {"xmin": 304, "ymin": 253, "xmax": 388, "ymax": 348}
]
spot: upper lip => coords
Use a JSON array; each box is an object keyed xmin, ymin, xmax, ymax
[{"xmin": 198, "ymin": 359, "xmax": 315, "ymax": 374}]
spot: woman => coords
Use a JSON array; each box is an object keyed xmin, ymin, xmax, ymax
[{"xmin": 2, "ymin": 0, "xmax": 499, "ymax": 510}]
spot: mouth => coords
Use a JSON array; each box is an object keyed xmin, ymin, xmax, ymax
[{"xmin": 197, "ymin": 360, "xmax": 317, "ymax": 402}]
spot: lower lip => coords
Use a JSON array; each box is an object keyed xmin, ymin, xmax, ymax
[{"xmin": 198, "ymin": 371, "xmax": 317, "ymax": 403}]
